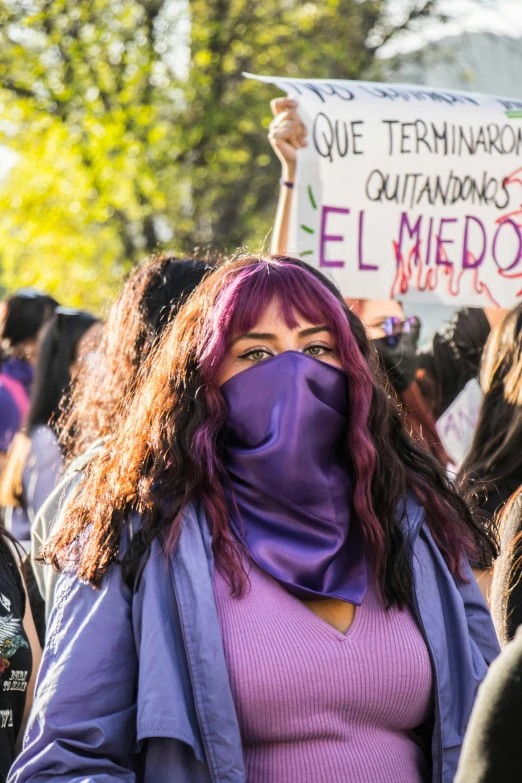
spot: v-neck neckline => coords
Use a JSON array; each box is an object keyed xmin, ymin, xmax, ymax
[{"xmin": 249, "ymin": 559, "xmax": 367, "ymax": 643}]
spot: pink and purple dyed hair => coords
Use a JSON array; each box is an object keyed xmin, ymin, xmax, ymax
[
  {"xmin": 44, "ymin": 255, "xmax": 495, "ymax": 603},
  {"xmin": 195, "ymin": 259, "xmax": 385, "ymax": 575}
]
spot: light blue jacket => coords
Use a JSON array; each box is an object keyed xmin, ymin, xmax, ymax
[{"xmin": 10, "ymin": 498, "xmax": 500, "ymax": 783}]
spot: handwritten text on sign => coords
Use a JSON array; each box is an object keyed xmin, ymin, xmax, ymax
[{"xmin": 248, "ymin": 74, "xmax": 522, "ymax": 307}]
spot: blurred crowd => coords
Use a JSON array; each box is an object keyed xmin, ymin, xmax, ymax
[{"xmin": 0, "ymin": 98, "xmax": 520, "ymax": 783}]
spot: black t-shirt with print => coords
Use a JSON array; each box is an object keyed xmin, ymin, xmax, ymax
[{"xmin": 0, "ymin": 538, "xmax": 32, "ymax": 782}]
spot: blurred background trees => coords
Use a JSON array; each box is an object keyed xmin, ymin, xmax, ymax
[{"xmin": 0, "ymin": 0, "xmax": 444, "ymax": 309}]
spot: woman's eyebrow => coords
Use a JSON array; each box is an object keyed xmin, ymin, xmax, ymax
[
  {"xmin": 231, "ymin": 332, "xmax": 276, "ymax": 345},
  {"xmin": 299, "ymin": 325, "xmax": 330, "ymax": 337}
]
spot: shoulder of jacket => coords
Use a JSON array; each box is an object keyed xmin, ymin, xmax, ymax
[{"xmin": 66, "ymin": 437, "xmax": 108, "ymax": 475}]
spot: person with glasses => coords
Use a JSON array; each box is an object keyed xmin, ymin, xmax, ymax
[
  {"xmin": 0, "ymin": 291, "xmax": 58, "ymax": 476},
  {"xmin": 268, "ymin": 99, "xmax": 447, "ymax": 464},
  {"xmin": 352, "ymin": 304, "xmax": 421, "ymax": 395},
  {"xmin": 349, "ymin": 301, "xmax": 448, "ymax": 462}
]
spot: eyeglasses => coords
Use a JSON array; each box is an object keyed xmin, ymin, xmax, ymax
[{"xmin": 381, "ymin": 316, "xmax": 421, "ymax": 346}]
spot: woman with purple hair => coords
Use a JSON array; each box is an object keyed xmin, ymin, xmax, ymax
[{"xmin": 10, "ymin": 256, "xmax": 498, "ymax": 783}]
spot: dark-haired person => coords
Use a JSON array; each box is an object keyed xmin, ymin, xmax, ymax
[
  {"xmin": 0, "ymin": 529, "xmax": 40, "ymax": 783},
  {"xmin": 447, "ymin": 305, "xmax": 522, "ymax": 605},
  {"xmin": 11, "ymin": 256, "xmax": 498, "ymax": 783},
  {"xmin": 0, "ymin": 309, "xmax": 100, "ymax": 551},
  {"xmin": 483, "ymin": 311, "xmax": 522, "ymax": 642},
  {"xmin": 268, "ymin": 98, "xmax": 448, "ymax": 465},
  {"xmin": 31, "ymin": 255, "xmax": 213, "ymax": 620},
  {"xmin": 348, "ymin": 299, "xmax": 449, "ymax": 462},
  {"xmin": 459, "ymin": 304, "xmax": 522, "ymax": 521},
  {"xmin": 0, "ymin": 291, "xmax": 58, "ymax": 474},
  {"xmin": 418, "ymin": 306, "xmax": 508, "ymax": 422}
]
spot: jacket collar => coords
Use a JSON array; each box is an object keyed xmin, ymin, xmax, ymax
[
  {"xmin": 398, "ymin": 494, "xmax": 426, "ymax": 542},
  {"xmin": 168, "ymin": 503, "xmax": 245, "ymax": 782}
]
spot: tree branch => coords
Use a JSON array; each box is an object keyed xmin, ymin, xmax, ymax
[
  {"xmin": 367, "ymin": 0, "xmax": 441, "ymax": 54},
  {"xmin": 0, "ymin": 78, "xmax": 36, "ymax": 99}
]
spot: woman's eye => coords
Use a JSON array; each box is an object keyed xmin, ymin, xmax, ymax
[
  {"xmin": 241, "ymin": 348, "xmax": 272, "ymax": 362},
  {"xmin": 304, "ymin": 344, "xmax": 332, "ymax": 357}
]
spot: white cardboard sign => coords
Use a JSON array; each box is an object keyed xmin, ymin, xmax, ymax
[
  {"xmin": 249, "ymin": 74, "xmax": 522, "ymax": 307},
  {"xmin": 436, "ymin": 379, "xmax": 483, "ymax": 468}
]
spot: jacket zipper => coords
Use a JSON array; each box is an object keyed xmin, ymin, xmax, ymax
[
  {"xmin": 169, "ymin": 557, "xmax": 219, "ymax": 783},
  {"xmin": 411, "ymin": 553, "xmax": 443, "ymax": 783}
]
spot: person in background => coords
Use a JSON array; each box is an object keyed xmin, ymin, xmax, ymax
[
  {"xmin": 0, "ymin": 529, "xmax": 40, "ymax": 783},
  {"xmin": 459, "ymin": 304, "xmax": 522, "ymax": 520},
  {"xmin": 454, "ymin": 304, "xmax": 522, "ymax": 607},
  {"xmin": 11, "ymin": 256, "xmax": 498, "ymax": 783},
  {"xmin": 0, "ymin": 309, "xmax": 100, "ymax": 551},
  {"xmin": 268, "ymin": 98, "xmax": 448, "ymax": 464},
  {"xmin": 417, "ymin": 306, "xmax": 508, "ymax": 421},
  {"xmin": 348, "ymin": 299, "xmax": 448, "ymax": 462},
  {"xmin": 491, "ymin": 492, "xmax": 522, "ymax": 646},
  {"xmin": 455, "ymin": 623, "xmax": 522, "ymax": 783},
  {"xmin": 484, "ymin": 309, "xmax": 522, "ymax": 641},
  {"xmin": 0, "ymin": 291, "xmax": 58, "ymax": 475},
  {"xmin": 31, "ymin": 254, "xmax": 213, "ymax": 621}
]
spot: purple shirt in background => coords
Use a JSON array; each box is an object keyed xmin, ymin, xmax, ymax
[
  {"xmin": 0, "ymin": 357, "xmax": 33, "ymax": 452},
  {"xmin": 4, "ymin": 426, "xmax": 63, "ymax": 547}
]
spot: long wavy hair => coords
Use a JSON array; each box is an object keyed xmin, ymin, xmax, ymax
[
  {"xmin": 492, "ymin": 490, "xmax": 522, "ymax": 646},
  {"xmin": 42, "ymin": 255, "xmax": 496, "ymax": 606},
  {"xmin": 59, "ymin": 254, "xmax": 214, "ymax": 460},
  {"xmin": 460, "ymin": 304, "xmax": 522, "ymax": 510}
]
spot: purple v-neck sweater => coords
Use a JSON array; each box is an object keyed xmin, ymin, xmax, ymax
[{"xmin": 214, "ymin": 560, "xmax": 433, "ymax": 783}]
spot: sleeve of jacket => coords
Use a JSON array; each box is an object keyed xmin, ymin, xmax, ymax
[
  {"xmin": 8, "ymin": 562, "xmax": 138, "ymax": 783},
  {"xmin": 457, "ymin": 555, "xmax": 501, "ymax": 667}
]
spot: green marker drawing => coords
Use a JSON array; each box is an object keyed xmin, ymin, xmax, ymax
[
  {"xmin": 308, "ymin": 186, "xmax": 317, "ymax": 210},
  {"xmin": 301, "ymin": 224, "xmax": 314, "ymax": 234},
  {"xmin": 506, "ymin": 111, "xmax": 522, "ymax": 119},
  {"xmin": 301, "ymin": 250, "xmax": 314, "ymax": 256}
]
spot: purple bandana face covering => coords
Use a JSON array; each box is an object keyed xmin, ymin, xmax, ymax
[{"xmin": 220, "ymin": 351, "xmax": 367, "ymax": 605}]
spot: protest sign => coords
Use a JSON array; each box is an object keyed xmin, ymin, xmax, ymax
[
  {"xmin": 248, "ymin": 74, "xmax": 522, "ymax": 307},
  {"xmin": 436, "ymin": 379, "xmax": 483, "ymax": 468}
]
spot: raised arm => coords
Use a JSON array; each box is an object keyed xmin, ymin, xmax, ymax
[{"xmin": 268, "ymin": 98, "xmax": 307, "ymax": 255}]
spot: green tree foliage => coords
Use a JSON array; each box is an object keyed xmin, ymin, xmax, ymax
[
  {"xmin": 0, "ymin": 0, "xmax": 439, "ymax": 309},
  {"xmin": 183, "ymin": 0, "xmax": 383, "ymax": 252}
]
